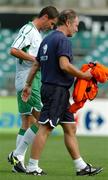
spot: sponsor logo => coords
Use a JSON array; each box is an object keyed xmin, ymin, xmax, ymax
[
  {"xmin": 0, "ymin": 112, "xmax": 21, "ymax": 128},
  {"xmin": 85, "ymin": 111, "xmax": 104, "ymax": 130}
]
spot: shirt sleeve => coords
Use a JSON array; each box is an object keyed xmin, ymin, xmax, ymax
[
  {"xmin": 11, "ymin": 25, "xmax": 32, "ymax": 49},
  {"xmin": 56, "ymin": 38, "xmax": 72, "ymax": 61}
]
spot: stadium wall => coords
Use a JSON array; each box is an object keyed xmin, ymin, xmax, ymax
[
  {"xmin": 0, "ymin": 12, "xmax": 108, "ymax": 30},
  {"xmin": 75, "ymin": 99, "xmax": 108, "ymax": 136},
  {"xmin": 0, "ymin": 97, "xmax": 108, "ymax": 136}
]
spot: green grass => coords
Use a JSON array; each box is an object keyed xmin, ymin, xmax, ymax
[{"xmin": 0, "ymin": 133, "xmax": 108, "ymax": 180}]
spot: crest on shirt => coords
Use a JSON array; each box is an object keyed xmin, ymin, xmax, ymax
[{"xmin": 43, "ymin": 44, "xmax": 48, "ymax": 54}]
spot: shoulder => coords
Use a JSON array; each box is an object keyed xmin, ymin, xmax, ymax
[
  {"xmin": 47, "ymin": 31, "xmax": 67, "ymax": 44},
  {"xmin": 19, "ymin": 22, "xmax": 34, "ymax": 35},
  {"xmin": 54, "ymin": 31, "xmax": 69, "ymax": 44}
]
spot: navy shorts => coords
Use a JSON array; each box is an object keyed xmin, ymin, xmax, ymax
[{"xmin": 39, "ymin": 84, "xmax": 75, "ymax": 128}]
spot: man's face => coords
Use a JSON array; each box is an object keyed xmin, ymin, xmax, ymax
[
  {"xmin": 67, "ymin": 16, "xmax": 79, "ymax": 37},
  {"xmin": 45, "ymin": 18, "xmax": 58, "ymax": 30},
  {"xmin": 41, "ymin": 16, "xmax": 58, "ymax": 31}
]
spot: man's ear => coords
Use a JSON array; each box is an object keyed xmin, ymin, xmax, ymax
[
  {"xmin": 42, "ymin": 14, "xmax": 49, "ymax": 20},
  {"xmin": 65, "ymin": 19, "xmax": 70, "ymax": 27}
]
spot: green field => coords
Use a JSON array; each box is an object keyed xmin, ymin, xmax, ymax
[{"xmin": 0, "ymin": 133, "xmax": 108, "ymax": 180}]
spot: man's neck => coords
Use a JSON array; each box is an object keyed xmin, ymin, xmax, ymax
[
  {"xmin": 32, "ymin": 18, "xmax": 42, "ymax": 31},
  {"xmin": 56, "ymin": 26, "xmax": 67, "ymax": 36}
]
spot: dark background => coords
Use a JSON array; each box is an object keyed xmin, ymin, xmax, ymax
[{"xmin": 0, "ymin": 13, "xmax": 107, "ymax": 30}]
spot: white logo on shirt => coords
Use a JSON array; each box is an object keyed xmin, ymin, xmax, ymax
[{"xmin": 43, "ymin": 44, "xmax": 48, "ymax": 54}]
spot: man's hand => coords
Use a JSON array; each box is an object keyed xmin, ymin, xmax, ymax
[
  {"xmin": 21, "ymin": 84, "xmax": 32, "ymax": 102},
  {"xmin": 83, "ymin": 69, "xmax": 92, "ymax": 80}
]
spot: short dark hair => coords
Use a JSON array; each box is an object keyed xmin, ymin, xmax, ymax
[
  {"xmin": 38, "ymin": 6, "xmax": 59, "ymax": 19},
  {"xmin": 57, "ymin": 9, "xmax": 77, "ymax": 26}
]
